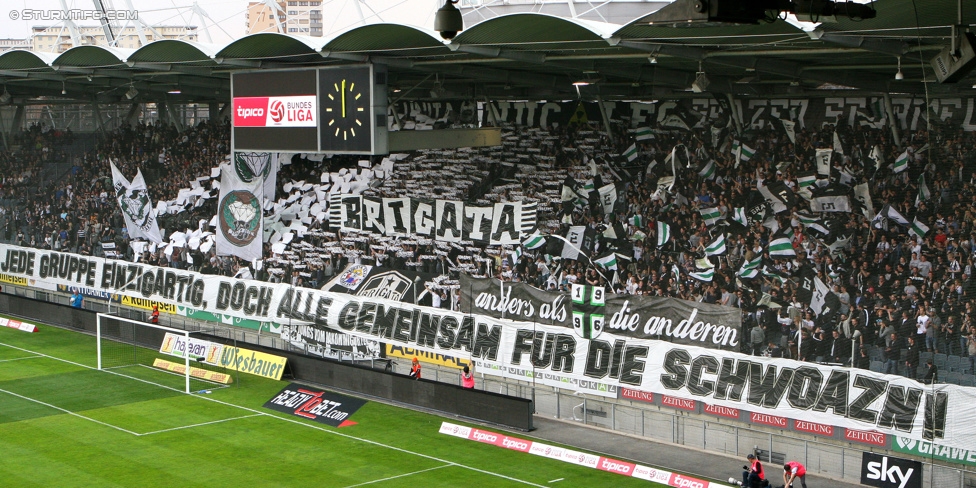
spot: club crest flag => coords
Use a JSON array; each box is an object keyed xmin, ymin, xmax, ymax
[
  {"xmin": 110, "ymin": 161, "xmax": 162, "ymax": 243},
  {"xmin": 234, "ymin": 151, "xmax": 278, "ymax": 199},
  {"xmin": 217, "ymin": 162, "xmax": 264, "ymax": 261}
]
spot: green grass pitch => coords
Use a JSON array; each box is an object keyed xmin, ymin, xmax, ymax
[{"xmin": 0, "ymin": 317, "xmax": 677, "ymax": 488}]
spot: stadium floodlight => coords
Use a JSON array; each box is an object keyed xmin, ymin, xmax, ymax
[
  {"xmin": 0, "ymin": 89, "xmax": 10, "ymax": 104},
  {"xmin": 96, "ymin": 313, "xmax": 202, "ymax": 394},
  {"xmin": 125, "ymin": 85, "xmax": 139, "ymax": 100}
]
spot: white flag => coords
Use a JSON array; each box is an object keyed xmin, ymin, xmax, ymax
[
  {"xmin": 815, "ymin": 148, "xmax": 832, "ymax": 175},
  {"xmin": 216, "ymin": 162, "xmax": 264, "ymax": 261},
  {"xmin": 111, "ymin": 161, "xmax": 163, "ymax": 243}
]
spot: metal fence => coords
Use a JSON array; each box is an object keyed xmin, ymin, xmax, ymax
[{"xmin": 7, "ymin": 283, "xmax": 976, "ymax": 488}]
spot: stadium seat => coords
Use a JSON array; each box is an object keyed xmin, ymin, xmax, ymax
[
  {"xmin": 934, "ymin": 353, "xmax": 948, "ymax": 369},
  {"xmin": 947, "ymin": 355, "xmax": 962, "ymax": 372},
  {"xmin": 916, "ymin": 365, "xmax": 928, "ymax": 379},
  {"xmin": 920, "ymin": 351, "xmax": 933, "ymax": 363},
  {"xmin": 870, "ymin": 360, "xmax": 883, "ymax": 373}
]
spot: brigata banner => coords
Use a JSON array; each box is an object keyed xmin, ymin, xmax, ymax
[
  {"xmin": 461, "ymin": 276, "xmax": 741, "ymax": 351},
  {"xmin": 1, "ymin": 242, "xmax": 974, "ymax": 450},
  {"xmin": 334, "ymin": 196, "xmax": 537, "ymax": 244}
]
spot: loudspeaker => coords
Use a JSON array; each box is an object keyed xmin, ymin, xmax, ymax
[{"xmin": 931, "ymin": 32, "xmax": 976, "ymax": 83}]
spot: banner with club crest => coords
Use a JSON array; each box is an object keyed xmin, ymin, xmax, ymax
[
  {"xmin": 216, "ymin": 160, "xmax": 264, "ymax": 261},
  {"xmin": 110, "ymin": 161, "xmax": 163, "ymax": 243}
]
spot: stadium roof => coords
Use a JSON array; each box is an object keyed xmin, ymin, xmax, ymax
[{"xmin": 0, "ymin": 0, "xmax": 973, "ymax": 105}]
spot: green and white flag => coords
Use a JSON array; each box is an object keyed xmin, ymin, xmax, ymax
[
  {"xmin": 622, "ymin": 143, "xmax": 639, "ymax": 162},
  {"xmin": 510, "ymin": 247, "xmax": 523, "ymax": 264},
  {"xmin": 594, "ymin": 253, "xmax": 618, "ymax": 270},
  {"xmin": 738, "ymin": 258, "xmax": 761, "ymax": 279},
  {"xmin": 696, "ymin": 257, "xmax": 714, "ymax": 269},
  {"xmin": 705, "ymin": 234, "xmax": 727, "ymax": 256},
  {"xmin": 795, "ymin": 211, "xmax": 818, "ymax": 227},
  {"xmin": 762, "ymin": 265, "xmax": 788, "ymax": 284},
  {"xmin": 738, "ymin": 254, "xmax": 762, "ymax": 278},
  {"xmin": 916, "ymin": 173, "xmax": 931, "ymax": 205},
  {"xmin": 732, "ymin": 207, "xmax": 748, "ymax": 227},
  {"xmin": 768, "ymin": 235, "xmax": 796, "ymax": 258},
  {"xmin": 700, "ymin": 207, "xmax": 722, "ymax": 226},
  {"xmin": 739, "ymin": 142, "xmax": 755, "ymax": 162},
  {"xmin": 523, "ymin": 231, "xmax": 546, "ymax": 250},
  {"xmin": 582, "ymin": 179, "xmax": 596, "ymax": 193},
  {"xmin": 893, "ymin": 149, "xmax": 910, "ymax": 173},
  {"xmin": 797, "ymin": 171, "xmax": 817, "ymax": 192},
  {"xmin": 690, "ymin": 269, "xmax": 714, "ymax": 282},
  {"xmin": 629, "ymin": 214, "xmax": 643, "ymax": 228},
  {"xmin": 698, "ymin": 160, "xmax": 716, "ymax": 180},
  {"xmin": 656, "ymin": 221, "xmax": 671, "ymax": 247},
  {"xmin": 910, "ymin": 217, "xmax": 930, "ymax": 239},
  {"xmin": 635, "ymin": 126, "xmax": 653, "ymax": 141}
]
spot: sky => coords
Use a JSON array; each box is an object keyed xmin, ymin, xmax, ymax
[{"xmin": 0, "ymin": 0, "xmax": 438, "ymax": 47}]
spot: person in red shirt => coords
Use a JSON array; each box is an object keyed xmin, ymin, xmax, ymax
[
  {"xmin": 741, "ymin": 453, "xmax": 764, "ymax": 488},
  {"xmin": 408, "ymin": 357, "xmax": 422, "ymax": 379},
  {"xmin": 460, "ymin": 363, "xmax": 475, "ymax": 389},
  {"xmin": 783, "ymin": 460, "xmax": 807, "ymax": 488},
  {"xmin": 149, "ymin": 305, "xmax": 160, "ymax": 324}
]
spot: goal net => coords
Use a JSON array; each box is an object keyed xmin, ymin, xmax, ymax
[{"xmin": 96, "ymin": 313, "xmax": 231, "ymax": 394}]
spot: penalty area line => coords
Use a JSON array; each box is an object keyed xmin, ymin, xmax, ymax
[
  {"xmin": 341, "ymin": 464, "xmax": 454, "ymax": 487},
  {"xmin": 138, "ymin": 414, "xmax": 263, "ymax": 436},
  {"xmin": 0, "ymin": 386, "xmax": 141, "ymax": 436},
  {"xmin": 0, "ymin": 355, "xmax": 43, "ymax": 363}
]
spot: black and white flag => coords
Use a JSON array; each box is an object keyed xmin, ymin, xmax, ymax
[{"xmin": 111, "ymin": 161, "xmax": 163, "ymax": 243}]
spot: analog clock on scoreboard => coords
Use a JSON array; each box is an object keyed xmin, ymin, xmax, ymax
[{"xmin": 319, "ymin": 65, "xmax": 387, "ymax": 154}]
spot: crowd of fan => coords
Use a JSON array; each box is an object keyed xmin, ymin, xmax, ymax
[{"xmin": 4, "ymin": 111, "xmax": 976, "ymax": 381}]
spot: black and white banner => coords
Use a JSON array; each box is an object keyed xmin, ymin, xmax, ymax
[
  {"xmin": 335, "ymin": 196, "xmax": 536, "ymax": 245},
  {"xmin": 461, "ymin": 276, "xmax": 742, "ymax": 350},
  {"xmin": 482, "ymin": 96, "xmax": 976, "ymax": 132},
  {"xmin": 1, "ymin": 242, "xmax": 973, "ymax": 449}
]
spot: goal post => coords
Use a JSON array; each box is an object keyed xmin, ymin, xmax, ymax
[{"xmin": 96, "ymin": 313, "xmax": 198, "ymax": 394}]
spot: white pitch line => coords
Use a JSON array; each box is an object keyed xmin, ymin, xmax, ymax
[
  {"xmin": 0, "ymin": 355, "xmax": 42, "ymax": 363},
  {"xmin": 341, "ymin": 464, "xmax": 454, "ymax": 487},
  {"xmin": 0, "ymin": 341, "xmax": 548, "ymax": 488},
  {"xmin": 138, "ymin": 414, "xmax": 263, "ymax": 436},
  {"xmin": 0, "ymin": 386, "xmax": 141, "ymax": 436},
  {"xmin": 548, "ymin": 478, "xmax": 564, "ymax": 483}
]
